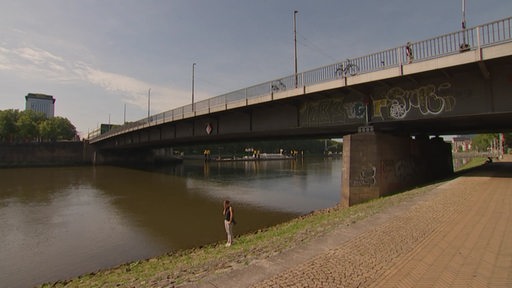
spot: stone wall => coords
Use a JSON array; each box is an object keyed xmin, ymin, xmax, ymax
[
  {"xmin": 92, "ymin": 147, "xmax": 182, "ymax": 166},
  {"xmin": 0, "ymin": 142, "xmax": 93, "ymax": 167}
]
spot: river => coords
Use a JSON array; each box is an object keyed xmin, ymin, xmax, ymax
[{"xmin": 0, "ymin": 157, "xmax": 341, "ymax": 288}]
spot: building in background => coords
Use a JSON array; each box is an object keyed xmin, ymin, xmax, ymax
[
  {"xmin": 25, "ymin": 93, "xmax": 55, "ymax": 118},
  {"xmin": 87, "ymin": 124, "xmax": 119, "ymax": 139},
  {"xmin": 452, "ymin": 136, "xmax": 472, "ymax": 152}
]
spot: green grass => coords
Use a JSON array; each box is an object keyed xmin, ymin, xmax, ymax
[
  {"xmin": 454, "ymin": 157, "xmax": 487, "ymax": 172},
  {"xmin": 40, "ymin": 180, "xmax": 447, "ymax": 288}
]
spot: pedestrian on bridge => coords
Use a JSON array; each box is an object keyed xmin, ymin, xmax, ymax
[{"xmin": 406, "ymin": 42, "xmax": 414, "ymax": 63}]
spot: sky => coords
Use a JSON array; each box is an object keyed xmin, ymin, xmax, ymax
[{"xmin": 1, "ymin": 0, "xmax": 511, "ymax": 138}]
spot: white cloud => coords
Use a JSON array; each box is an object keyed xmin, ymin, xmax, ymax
[
  {"xmin": 72, "ymin": 61, "xmax": 198, "ymax": 111},
  {"xmin": 15, "ymin": 47, "xmax": 64, "ymax": 65},
  {"xmin": 0, "ymin": 47, "xmax": 9, "ymax": 70},
  {"xmin": 73, "ymin": 61, "xmax": 148, "ymax": 98},
  {"xmin": 0, "ymin": 45, "xmax": 76, "ymax": 81},
  {"xmin": 0, "ymin": 44, "xmax": 200, "ymax": 113}
]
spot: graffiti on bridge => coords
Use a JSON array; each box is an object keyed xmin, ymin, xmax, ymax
[
  {"xmin": 381, "ymin": 159, "xmax": 417, "ymax": 183},
  {"xmin": 300, "ymin": 98, "xmax": 366, "ymax": 125},
  {"xmin": 373, "ymin": 82, "xmax": 456, "ymax": 120},
  {"xmin": 351, "ymin": 159, "xmax": 420, "ymax": 187},
  {"xmin": 351, "ymin": 166, "xmax": 376, "ymax": 187}
]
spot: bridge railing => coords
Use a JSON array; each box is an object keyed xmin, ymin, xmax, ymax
[
  {"xmin": 480, "ymin": 17, "xmax": 512, "ymax": 45},
  {"xmin": 90, "ymin": 16, "xmax": 512, "ymax": 142}
]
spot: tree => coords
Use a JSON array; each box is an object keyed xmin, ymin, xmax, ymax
[
  {"xmin": 0, "ymin": 109, "xmax": 19, "ymax": 143},
  {"xmin": 53, "ymin": 117, "xmax": 77, "ymax": 140},
  {"xmin": 472, "ymin": 134, "xmax": 497, "ymax": 152},
  {"xmin": 16, "ymin": 110, "xmax": 46, "ymax": 142},
  {"xmin": 503, "ymin": 133, "xmax": 512, "ymax": 151},
  {"xmin": 38, "ymin": 119, "xmax": 58, "ymax": 142},
  {"xmin": 0, "ymin": 109, "xmax": 78, "ymax": 143},
  {"xmin": 39, "ymin": 117, "xmax": 77, "ymax": 142}
]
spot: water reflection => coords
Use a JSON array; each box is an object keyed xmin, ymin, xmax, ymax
[
  {"xmin": 0, "ymin": 157, "xmax": 341, "ymax": 287},
  {"xmin": 182, "ymin": 159, "xmax": 341, "ymax": 213}
]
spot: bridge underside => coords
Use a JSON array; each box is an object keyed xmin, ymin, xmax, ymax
[
  {"xmin": 92, "ymin": 45, "xmax": 512, "ymax": 206},
  {"xmin": 94, "ymin": 52, "xmax": 512, "ymax": 152}
]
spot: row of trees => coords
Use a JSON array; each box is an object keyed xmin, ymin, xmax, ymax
[
  {"xmin": 0, "ymin": 109, "xmax": 77, "ymax": 143},
  {"xmin": 471, "ymin": 133, "xmax": 511, "ymax": 153}
]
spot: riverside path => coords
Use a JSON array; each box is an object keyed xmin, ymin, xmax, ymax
[{"xmin": 185, "ymin": 156, "xmax": 512, "ymax": 288}]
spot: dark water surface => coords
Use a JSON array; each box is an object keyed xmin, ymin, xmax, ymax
[{"xmin": 0, "ymin": 157, "xmax": 341, "ymax": 288}]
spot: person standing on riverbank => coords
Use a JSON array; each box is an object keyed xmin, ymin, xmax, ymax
[{"xmin": 223, "ymin": 200, "xmax": 235, "ymax": 247}]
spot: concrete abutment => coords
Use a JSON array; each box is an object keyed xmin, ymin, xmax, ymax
[{"xmin": 342, "ymin": 132, "xmax": 453, "ymax": 207}]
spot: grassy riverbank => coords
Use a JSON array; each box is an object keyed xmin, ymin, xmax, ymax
[
  {"xmin": 41, "ymin": 159, "xmax": 485, "ymax": 288},
  {"xmin": 454, "ymin": 157, "xmax": 487, "ymax": 171}
]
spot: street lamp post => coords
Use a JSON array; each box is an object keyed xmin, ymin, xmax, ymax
[
  {"xmin": 293, "ymin": 10, "xmax": 298, "ymax": 88},
  {"xmin": 147, "ymin": 88, "xmax": 151, "ymax": 121},
  {"xmin": 192, "ymin": 63, "xmax": 196, "ymax": 111},
  {"xmin": 461, "ymin": 0, "xmax": 466, "ymax": 31},
  {"xmin": 460, "ymin": 0, "xmax": 469, "ymax": 51}
]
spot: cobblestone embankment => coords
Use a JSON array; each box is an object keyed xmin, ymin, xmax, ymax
[{"xmin": 190, "ymin": 157, "xmax": 512, "ymax": 288}]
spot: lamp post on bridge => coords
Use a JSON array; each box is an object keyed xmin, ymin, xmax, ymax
[
  {"xmin": 192, "ymin": 63, "xmax": 196, "ymax": 112},
  {"xmin": 293, "ymin": 10, "xmax": 298, "ymax": 88},
  {"xmin": 461, "ymin": 0, "xmax": 467, "ymax": 31},
  {"xmin": 460, "ymin": 0, "xmax": 470, "ymax": 51},
  {"xmin": 147, "ymin": 88, "xmax": 151, "ymax": 122}
]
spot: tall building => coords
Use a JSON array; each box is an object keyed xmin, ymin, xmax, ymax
[{"xmin": 25, "ymin": 93, "xmax": 55, "ymax": 118}]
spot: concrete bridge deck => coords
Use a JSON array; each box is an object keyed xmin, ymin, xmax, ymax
[
  {"xmin": 186, "ymin": 156, "xmax": 512, "ymax": 288},
  {"xmin": 90, "ymin": 17, "xmax": 512, "ymax": 149}
]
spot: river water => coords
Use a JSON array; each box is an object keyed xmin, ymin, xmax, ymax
[{"xmin": 0, "ymin": 157, "xmax": 341, "ymax": 288}]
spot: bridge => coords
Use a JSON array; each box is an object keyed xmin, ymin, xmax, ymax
[{"xmin": 89, "ymin": 17, "xmax": 512, "ymax": 206}]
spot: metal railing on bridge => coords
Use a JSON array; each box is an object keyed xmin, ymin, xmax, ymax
[{"xmin": 90, "ymin": 16, "xmax": 512, "ymax": 143}]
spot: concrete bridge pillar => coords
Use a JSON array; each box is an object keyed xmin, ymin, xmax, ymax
[{"xmin": 342, "ymin": 131, "xmax": 453, "ymax": 207}]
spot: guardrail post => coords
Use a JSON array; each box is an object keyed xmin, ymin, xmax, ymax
[
  {"xmin": 398, "ymin": 47, "xmax": 402, "ymax": 66},
  {"xmin": 477, "ymin": 25, "xmax": 481, "ymax": 50}
]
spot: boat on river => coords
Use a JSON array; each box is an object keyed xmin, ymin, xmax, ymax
[{"xmin": 209, "ymin": 153, "xmax": 296, "ymax": 162}]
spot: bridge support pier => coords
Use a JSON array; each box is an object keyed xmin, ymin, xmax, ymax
[{"xmin": 342, "ymin": 131, "xmax": 453, "ymax": 207}]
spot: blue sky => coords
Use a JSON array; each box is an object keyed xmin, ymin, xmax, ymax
[{"xmin": 1, "ymin": 1, "xmax": 510, "ymax": 137}]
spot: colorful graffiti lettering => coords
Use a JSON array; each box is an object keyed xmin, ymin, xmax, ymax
[{"xmin": 373, "ymin": 82, "xmax": 455, "ymax": 120}]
